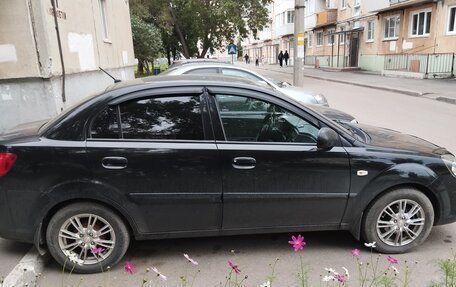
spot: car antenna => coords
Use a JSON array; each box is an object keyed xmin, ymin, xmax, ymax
[{"xmin": 99, "ymin": 67, "xmax": 121, "ymax": 83}]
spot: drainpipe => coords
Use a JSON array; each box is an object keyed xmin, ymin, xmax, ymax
[{"xmin": 51, "ymin": 0, "xmax": 66, "ymax": 104}]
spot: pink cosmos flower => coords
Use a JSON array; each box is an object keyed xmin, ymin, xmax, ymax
[
  {"xmin": 90, "ymin": 247, "xmax": 105, "ymax": 255},
  {"xmin": 387, "ymin": 256, "xmax": 398, "ymax": 265},
  {"xmin": 184, "ymin": 253, "xmax": 198, "ymax": 265},
  {"xmin": 124, "ymin": 261, "xmax": 135, "ymax": 274},
  {"xmin": 288, "ymin": 234, "xmax": 306, "ymax": 252},
  {"xmin": 228, "ymin": 260, "xmax": 241, "ymax": 274},
  {"xmin": 351, "ymin": 249, "xmax": 360, "ymax": 257},
  {"xmin": 335, "ymin": 274, "xmax": 346, "ymax": 283}
]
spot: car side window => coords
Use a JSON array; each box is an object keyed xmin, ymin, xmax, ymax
[
  {"xmin": 90, "ymin": 95, "xmax": 204, "ymax": 140},
  {"xmin": 184, "ymin": 68, "xmax": 218, "ymax": 75},
  {"xmin": 119, "ymin": 95, "xmax": 204, "ymax": 140},
  {"xmin": 91, "ymin": 106, "xmax": 120, "ymax": 139},
  {"xmin": 215, "ymin": 95, "xmax": 319, "ymax": 144},
  {"xmin": 221, "ymin": 69, "xmax": 262, "ymax": 82}
]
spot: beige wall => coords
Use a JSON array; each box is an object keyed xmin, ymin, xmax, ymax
[
  {"xmin": 0, "ymin": 0, "xmax": 41, "ymax": 78},
  {"xmin": 360, "ymin": 1, "xmax": 456, "ymax": 55},
  {"xmin": 0, "ymin": 0, "xmax": 135, "ymax": 80}
]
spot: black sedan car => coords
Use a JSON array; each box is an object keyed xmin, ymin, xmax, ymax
[{"xmin": 0, "ymin": 75, "xmax": 455, "ymax": 273}]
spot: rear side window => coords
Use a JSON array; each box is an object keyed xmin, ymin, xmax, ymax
[
  {"xmin": 91, "ymin": 106, "xmax": 119, "ymax": 138},
  {"xmin": 221, "ymin": 69, "xmax": 262, "ymax": 81},
  {"xmin": 90, "ymin": 95, "xmax": 204, "ymax": 140}
]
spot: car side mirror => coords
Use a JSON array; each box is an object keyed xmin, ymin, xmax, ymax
[{"xmin": 317, "ymin": 127, "xmax": 339, "ymax": 151}]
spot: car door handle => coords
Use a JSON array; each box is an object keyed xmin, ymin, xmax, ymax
[
  {"xmin": 232, "ymin": 157, "xmax": 256, "ymax": 170},
  {"xmin": 102, "ymin": 157, "xmax": 128, "ymax": 170}
]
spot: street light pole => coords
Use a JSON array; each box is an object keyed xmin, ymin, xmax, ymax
[{"xmin": 294, "ymin": 0, "xmax": 305, "ymax": 87}]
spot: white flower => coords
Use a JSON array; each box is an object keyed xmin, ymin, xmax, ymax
[
  {"xmin": 322, "ymin": 275, "xmax": 335, "ymax": 282},
  {"xmin": 364, "ymin": 241, "xmax": 377, "ymax": 248},
  {"xmin": 184, "ymin": 253, "xmax": 198, "ymax": 265},
  {"xmin": 63, "ymin": 250, "xmax": 83, "ymax": 265},
  {"xmin": 342, "ymin": 267, "xmax": 350, "ymax": 280},
  {"xmin": 151, "ymin": 267, "xmax": 167, "ymax": 281},
  {"xmin": 391, "ymin": 266, "xmax": 399, "ymax": 275},
  {"xmin": 324, "ymin": 267, "xmax": 339, "ymax": 275},
  {"xmin": 259, "ymin": 281, "xmax": 271, "ymax": 287}
]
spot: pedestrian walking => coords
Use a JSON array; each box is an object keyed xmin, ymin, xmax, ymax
[
  {"xmin": 284, "ymin": 50, "xmax": 289, "ymax": 66},
  {"xmin": 255, "ymin": 57, "xmax": 259, "ymax": 66},
  {"xmin": 278, "ymin": 51, "xmax": 284, "ymax": 67},
  {"xmin": 244, "ymin": 54, "xmax": 250, "ymax": 64}
]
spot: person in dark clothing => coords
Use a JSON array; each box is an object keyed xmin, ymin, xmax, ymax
[
  {"xmin": 244, "ymin": 54, "xmax": 250, "ymax": 64},
  {"xmin": 278, "ymin": 51, "xmax": 284, "ymax": 67},
  {"xmin": 255, "ymin": 57, "xmax": 259, "ymax": 66},
  {"xmin": 284, "ymin": 50, "xmax": 289, "ymax": 66}
]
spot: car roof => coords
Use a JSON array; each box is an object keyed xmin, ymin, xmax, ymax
[
  {"xmin": 169, "ymin": 59, "xmax": 227, "ymax": 68},
  {"xmin": 105, "ymin": 74, "xmax": 276, "ymax": 93}
]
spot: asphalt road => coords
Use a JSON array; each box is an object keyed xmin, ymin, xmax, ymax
[
  {"xmin": 36, "ymin": 69, "xmax": 456, "ymax": 287},
  {"xmin": 0, "ymin": 239, "xmax": 32, "ymax": 280}
]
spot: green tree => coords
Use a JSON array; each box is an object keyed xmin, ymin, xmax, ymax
[
  {"xmin": 130, "ymin": 14, "xmax": 163, "ymax": 75},
  {"xmin": 131, "ymin": 0, "xmax": 272, "ymax": 59}
]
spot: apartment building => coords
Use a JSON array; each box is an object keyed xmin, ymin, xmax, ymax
[
  {"xmin": 0, "ymin": 0, "xmax": 135, "ymax": 133},
  {"xmin": 242, "ymin": 0, "xmax": 456, "ymax": 78}
]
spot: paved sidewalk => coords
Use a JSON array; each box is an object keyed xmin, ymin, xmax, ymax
[{"xmin": 235, "ymin": 62, "xmax": 456, "ymax": 104}]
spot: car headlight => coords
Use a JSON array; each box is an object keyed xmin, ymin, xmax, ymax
[
  {"xmin": 442, "ymin": 154, "xmax": 456, "ymax": 177},
  {"xmin": 314, "ymin": 94, "xmax": 328, "ymax": 106}
]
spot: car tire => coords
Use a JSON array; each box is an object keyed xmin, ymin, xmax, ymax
[
  {"xmin": 46, "ymin": 202, "xmax": 130, "ymax": 273},
  {"xmin": 362, "ymin": 188, "xmax": 434, "ymax": 254}
]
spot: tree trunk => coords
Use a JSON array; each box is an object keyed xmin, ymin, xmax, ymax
[
  {"xmin": 168, "ymin": 6, "xmax": 190, "ymax": 58},
  {"xmin": 166, "ymin": 46, "xmax": 171, "ymax": 66},
  {"xmin": 137, "ymin": 60, "xmax": 144, "ymax": 75}
]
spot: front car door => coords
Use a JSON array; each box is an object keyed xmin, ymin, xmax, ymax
[
  {"xmin": 207, "ymin": 87, "xmax": 350, "ymax": 230},
  {"xmin": 86, "ymin": 87, "xmax": 222, "ymax": 235}
]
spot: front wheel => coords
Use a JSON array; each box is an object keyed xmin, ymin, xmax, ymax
[
  {"xmin": 362, "ymin": 188, "xmax": 434, "ymax": 253},
  {"xmin": 46, "ymin": 202, "xmax": 130, "ymax": 273}
]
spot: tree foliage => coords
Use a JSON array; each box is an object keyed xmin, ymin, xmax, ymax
[
  {"xmin": 130, "ymin": 14, "xmax": 163, "ymax": 75},
  {"xmin": 130, "ymin": 0, "xmax": 272, "ymax": 59}
]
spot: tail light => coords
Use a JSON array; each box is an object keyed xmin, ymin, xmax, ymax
[{"xmin": 0, "ymin": 153, "xmax": 17, "ymax": 177}]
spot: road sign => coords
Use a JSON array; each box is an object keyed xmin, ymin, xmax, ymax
[{"xmin": 227, "ymin": 44, "xmax": 237, "ymax": 55}]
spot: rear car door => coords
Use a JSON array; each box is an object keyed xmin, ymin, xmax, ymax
[
  {"xmin": 86, "ymin": 87, "xmax": 222, "ymax": 234},
  {"xmin": 207, "ymin": 87, "xmax": 351, "ymax": 230}
]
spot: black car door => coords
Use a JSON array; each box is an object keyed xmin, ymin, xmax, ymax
[
  {"xmin": 207, "ymin": 87, "xmax": 350, "ymax": 230},
  {"xmin": 86, "ymin": 87, "xmax": 222, "ymax": 234}
]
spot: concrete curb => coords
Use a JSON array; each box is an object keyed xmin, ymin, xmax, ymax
[{"xmin": 1, "ymin": 248, "xmax": 49, "ymax": 287}]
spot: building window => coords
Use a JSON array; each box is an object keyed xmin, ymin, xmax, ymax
[
  {"xmin": 354, "ymin": 0, "xmax": 361, "ymax": 16},
  {"xmin": 339, "ymin": 27, "xmax": 345, "ymax": 44},
  {"xmin": 341, "ymin": 0, "xmax": 347, "ymax": 9},
  {"xmin": 384, "ymin": 15, "xmax": 400, "ymax": 39},
  {"xmin": 449, "ymin": 6, "xmax": 456, "ymax": 34},
  {"xmin": 307, "ymin": 32, "xmax": 313, "ymax": 47},
  {"xmin": 367, "ymin": 20, "xmax": 375, "ymax": 42},
  {"xmin": 99, "ymin": 0, "xmax": 109, "ymax": 40},
  {"xmin": 316, "ymin": 31, "xmax": 323, "ymax": 46},
  {"xmin": 327, "ymin": 29, "xmax": 335, "ymax": 45},
  {"xmin": 287, "ymin": 10, "xmax": 295, "ymax": 24},
  {"xmin": 411, "ymin": 10, "xmax": 431, "ymax": 37}
]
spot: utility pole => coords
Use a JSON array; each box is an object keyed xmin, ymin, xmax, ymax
[{"xmin": 294, "ymin": 0, "xmax": 305, "ymax": 87}]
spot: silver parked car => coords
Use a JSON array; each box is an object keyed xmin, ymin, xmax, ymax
[
  {"xmin": 161, "ymin": 63, "xmax": 329, "ymax": 106},
  {"xmin": 161, "ymin": 63, "xmax": 357, "ymax": 123}
]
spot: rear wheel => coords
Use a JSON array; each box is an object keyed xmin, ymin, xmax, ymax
[
  {"xmin": 362, "ymin": 188, "xmax": 434, "ymax": 253},
  {"xmin": 46, "ymin": 202, "xmax": 130, "ymax": 273}
]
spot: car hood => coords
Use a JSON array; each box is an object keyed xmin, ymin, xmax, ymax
[
  {"xmin": 307, "ymin": 105, "xmax": 356, "ymax": 122},
  {"xmin": 276, "ymin": 86, "xmax": 319, "ymax": 105},
  {"xmin": 357, "ymin": 124, "xmax": 446, "ymax": 155}
]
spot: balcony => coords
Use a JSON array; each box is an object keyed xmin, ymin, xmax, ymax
[{"xmin": 316, "ymin": 9, "xmax": 337, "ymax": 27}]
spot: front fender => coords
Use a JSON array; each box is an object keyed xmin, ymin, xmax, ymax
[{"xmin": 343, "ymin": 163, "xmax": 439, "ymax": 239}]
